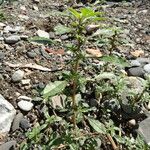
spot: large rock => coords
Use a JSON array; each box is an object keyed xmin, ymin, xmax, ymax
[
  {"xmin": 0, "ymin": 95, "xmax": 16, "ymax": 135},
  {"xmin": 0, "ymin": 140, "xmax": 16, "ymax": 150},
  {"xmin": 138, "ymin": 117, "xmax": 150, "ymax": 145},
  {"xmin": 125, "ymin": 66, "xmax": 145, "ymax": 78},
  {"xmin": 144, "ymin": 64, "xmax": 150, "ymax": 73}
]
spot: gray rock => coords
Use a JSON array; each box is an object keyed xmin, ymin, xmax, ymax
[
  {"xmin": 38, "ymin": 82, "xmax": 45, "ymax": 89},
  {"xmin": 0, "ymin": 94, "xmax": 16, "ymax": 135},
  {"xmin": 20, "ymin": 35, "xmax": 28, "ymax": 40},
  {"xmin": 27, "ymin": 51, "xmax": 37, "ymax": 58},
  {"xmin": 0, "ymin": 140, "xmax": 16, "ymax": 150},
  {"xmin": 4, "ymin": 25, "xmax": 22, "ymax": 33},
  {"xmin": 136, "ymin": 58, "xmax": 150, "ymax": 65},
  {"xmin": 126, "ymin": 66, "xmax": 145, "ymax": 77},
  {"xmin": 18, "ymin": 100, "xmax": 33, "ymax": 111},
  {"xmin": 124, "ymin": 76, "xmax": 145, "ymax": 94},
  {"xmin": 11, "ymin": 70, "xmax": 24, "ymax": 82},
  {"xmin": 49, "ymin": 32, "xmax": 55, "ymax": 39},
  {"xmin": 5, "ymin": 35, "xmax": 20, "ymax": 44},
  {"xmin": 0, "ymin": 52, "xmax": 5, "ymax": 60},
  {"xmin": 20, "ymin": 118, "xmax": 30, "ymax": 130},
  {"xmin": 60, "ymin": 35, "xmax": 69, "ymax": 40},
  {"xmin": 33, "ymin": 97, "xmax": 43, "ymax": 102},
  {"xmin": 144, "ymin": 64, "xmax": 150, "ymax": 73},
  {"xmin": 11, "ymin": 113, "xmax": 23, "ymax": 131},
  {"xmin": 138, "ymin": 117, "xmax": 150, "ymax": 145},
  {"xmin": 130, "ymin": 60, "xmax": 141, "ymax": 67}
]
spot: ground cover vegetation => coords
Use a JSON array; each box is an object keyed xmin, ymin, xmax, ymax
[{"xmin": 0, "ymin": 0, "xmax": 150, "ymax": 149}]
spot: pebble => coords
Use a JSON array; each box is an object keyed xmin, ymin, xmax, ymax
[
  {"xmin": 4, "ymin": 26, "xmax": 22, "ymax": 33},
  {"xmin": 17, "ymin": 95, "xmax": 32, "ymax": 101},
  {"xmin": 60, "ymin": 35, "xmax": 69, "ymax": 40},
  {"xmin": 144, "ymin": 64, "xmax": 150, "ymax": 73},
  {"xmin": 0, "ymin": 140, "xmax": 16, "ymax": 150},
  {"xmin": 5, "ymin": 35, "xmax": 21, "ymax": 44},
  {"xmin": 20, "ymin": 118, "xmax": 30, "ymax": 130},
  {"xmin": 128, "ymin": 119, "xmax": 136, "ymax": 126},
  {"xmin": 0, "ymin": 37, "xmax": 4, "ymax": 41},
  {"xmin": 130, "ymin": 60, "xmax": 141, "ymax": 67},
  {"xmin": 126, "ymin": 66, "xmax": 145, "ymax": 78},
  {"xmin": 20, "ymin": 35, "xmax": 29, "ymax": 40},
  {"xmin": 49, "ymin": 32, "xmax": 55, "ymax": 39},
  {"xmin": 38, "ymin": 82, "xmax": 45, "ymax": 89},
  {"xmin": 18, "ymin": 100, "xmax": 33, "ymax": 111},
  {"xmin": 11, "ymin": 70, "xmax": 24, "ymax": 82},
  {"xmin": 0, "ymin": 94, "xmax": 16, "ymax": 135},
  {"xmin": 18, "ymin": 14, "xmax": 29, "ymax": 20},
  {"xmin": 37, "ymin": 30, "xmax": 49, "ymax": 39},
  {"xmin": 0, "ymin": 22, "xmax": 6, "ymax": 28},
  {"xmin": 33, "ymin": 5, "xmax": 39, "ymax": 11},
  {"xmin": 27, "ymin": 51, "xmax": 37, "ymax": 58},
  {"xmin": 0, "ymin": 52, "xmax": 5, "ymax": 60},
  {"xmin": 21, "ymin": 79, "xmax": 31, "ymax": 85},
  {"xmin": 11, "ymin": 113, "xmax": 23, "ymax": 131},
  {"xmin": 136, "ymin": 58, "xmax": 150, "ymax": 65}
]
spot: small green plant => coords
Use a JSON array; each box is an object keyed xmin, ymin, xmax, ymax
[{"xmin": 43, "ymin": 7, "xmax": 104, "ymax": 131}]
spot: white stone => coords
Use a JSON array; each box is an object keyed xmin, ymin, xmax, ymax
[
  {"xmin": 21, "ymin": 79, "xmax": 31, "ymax": 85},
  {"xmin": 37, "ymin": 30, "xmax": 49, "ymax": 39},
  {"xmin": 5, "ymin": 35, "xmax": 21, "ymax": 44},
  {"xmin": 128, "ymin": 119, "xmax": 136, "ymax": 126},
  {"xmin": 17, "ymin": 95, "xmax": 32, "ymax": 101},
  {"xmin": 20, "ymin": 6, "xmax": 26, "ymax": 11},
  {"xmin": 33, "ymin": 5, "xmax": 38, "ymax": 11},
  {"xmin": 18, "ymin": 100, "xmax": 33, "ymax": 111},
  {"xmin": 18, "ymin": 15, "xmax": 29, "ymax": 20},
  {"xmin": 12, "ymin": 70, "xmax": 24, "ymax": 82},
  {"xmin": 4, "ymin": 26, "xmax": 13, "ymax": 33},
  {"xmin": 144, "ymin": 64, "xmax": 150, "ymax": 73},
  {"xmin": 0, "ymin": 22, "xmax": 6, "ymax": 27},
  {"xmin": 0, "ymin": 94, "xmax": 16, "ymax": 134}
]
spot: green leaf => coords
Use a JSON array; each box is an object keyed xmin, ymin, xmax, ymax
[
  {"xmin": 101, "ymin": 55, "xmax": 128, "ymax": 67},
  {"xmin": 68, "ymin": 8, "xmax": 81, "ymax": 19},
  {"xmin": 42, "ymin": 81, "xmax": 67, "ymax": 100},
  {"xmin": 54, "ymin": 24, "xmax": 72, "ymax": 35},
  {"xmin": 29, "ymin": 36, "xmax": 53, "ymax": 45},
  {"xmin": 87, "ymin": 117, "xmax": 106, "ymax": 134}
]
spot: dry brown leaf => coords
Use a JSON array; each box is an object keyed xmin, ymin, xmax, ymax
[
  {"xmin": 86, "ymin": 48, "xmax": 103, "ymax": 57},
  {"xmin": 130, "ymin": 50, "xmax": 144, "ymax": 57}
]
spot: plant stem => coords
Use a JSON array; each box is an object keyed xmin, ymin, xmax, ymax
[
  {"xmin": 72, "ymin": 58, "xmax": 79, "ymax": 130},
  {"xmin": 107, "ymin": 134, "xmax": 118, "ymax": 150}
]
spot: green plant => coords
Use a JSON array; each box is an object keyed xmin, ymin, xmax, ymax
[{"xmin": 24, "ymin": 6, "xmax": 150, "ymax": 150}]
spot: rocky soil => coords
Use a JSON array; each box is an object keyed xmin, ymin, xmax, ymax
[{"xmin": 0, "ymin": 0, "xmax": 149, "ymax": 149}]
